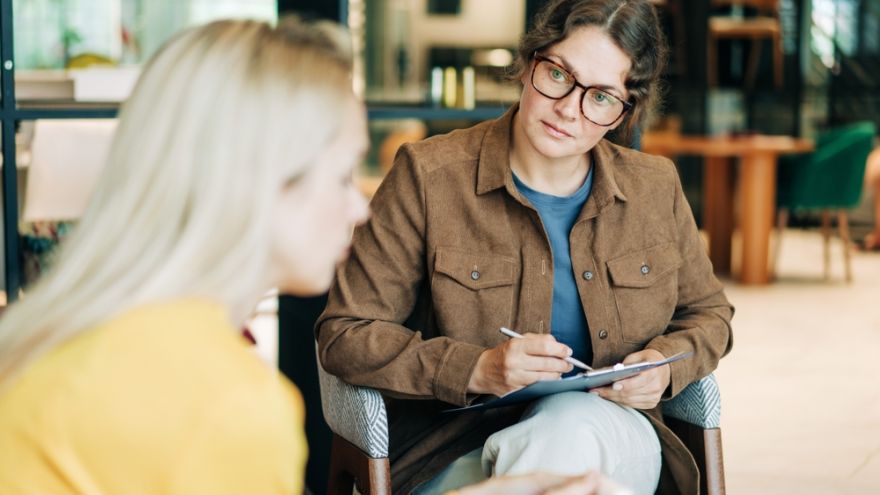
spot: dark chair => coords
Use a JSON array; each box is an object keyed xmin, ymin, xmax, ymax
[
  {"xmin": 318, "ymin": 363, "xmax": 726, "ymax": 495},
  {"xmin": 316, "ymin": 128, "xmax": 725, "ymax": 495},
  {"xmin": 773, "ymin": 121, "xmax": 877, "ymax": 282}
]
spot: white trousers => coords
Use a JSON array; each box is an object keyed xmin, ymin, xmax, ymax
[
  {"xmin": 483, "ymin": 391, "xmax": 662, "ymax": 495},
  {"xmin": 414, "ymin": 392, "xmax": 662, "ymax": 495}
]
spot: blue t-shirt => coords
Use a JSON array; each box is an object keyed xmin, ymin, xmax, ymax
[{"xmin": 513, "ymin": 169, "xmax": 594, "ymax": 369}]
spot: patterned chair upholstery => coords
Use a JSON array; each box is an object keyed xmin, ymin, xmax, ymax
[
  {"xmin": 317, "ymin": 362, "xmax": 725, "ymax": 495},
  {"xmin": 662, "ymin": 373, "xmax": 722, "ymax": 429},
  {"xmin": 317, "ymin": 362, "xmax": 390, "ymax": 459}
]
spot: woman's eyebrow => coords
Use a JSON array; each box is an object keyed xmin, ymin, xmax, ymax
[{"xmin": 544, "ymin": 53, "xmax": 577, "ymax": 77}]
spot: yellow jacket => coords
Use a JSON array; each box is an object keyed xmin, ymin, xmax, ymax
[{"xmin": 0, "ymin": 299, "xmax": 306, "ymax": 494}]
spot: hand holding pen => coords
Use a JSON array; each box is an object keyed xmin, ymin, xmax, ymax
[
  {"xmin": 500, "ymin": 327, "xmax": 593, "ymax": 372},
  {"xmin": 466, "ymin": 326, "xmax": 587, "ymax": 397}
]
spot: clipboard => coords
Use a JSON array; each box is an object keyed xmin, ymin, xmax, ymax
[{"xmin": 445, "ymin": 351, "xmax": 692, "ymax": 413}]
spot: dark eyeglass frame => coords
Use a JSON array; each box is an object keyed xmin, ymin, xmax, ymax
[{"xmin": 531, "ymin": 52, "xmax": 634, "ymax": 127}]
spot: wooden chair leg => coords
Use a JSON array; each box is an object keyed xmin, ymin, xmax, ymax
[
  {"xmin": 671, "ymin": 0, "xmax": 687, "ymax": 76},
  {"xmin": 327, "ymin": 434, "xmax": 391, "ymax": 495},
  {"xmin": 666, "ymin": 417, "xmax": 726, "ymax": 495},
  {"xmin": 772, "ymin": 209, "xmax": 788, "ymax": 278},
  {"xmin": 821, "ymin": 210, "xmax": 832, "ymax": 280},
  {"xmin": 707, "ymin": 33, "xmax": 718, "ymax": 87},
  {"xmin": 773, "ymin": 31, "xmax": 784, "ymax": 88},
  {"xmin": 745, "ymin": 38, "xmax": 763, "ymax": 89},
  {"xmin": 837, "ymin": 210, "xmax": 853, "ymax": 283},
  {"xmin": 703, "ymin": 428, "xmax": 725, "ymax": 495}
]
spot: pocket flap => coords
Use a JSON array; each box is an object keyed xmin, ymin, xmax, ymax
[
  {"xmin": 607, "ymin": 242, "xmax": 682, "ymax": 288},
  {"xmin": 434, "ymin": 248, "xmax": 515, "ymax": 290}
]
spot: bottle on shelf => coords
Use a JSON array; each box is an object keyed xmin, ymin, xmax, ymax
[
  {"xmin": 429, "ymin": 67, "xmax": 444, "ymax": 107},
  {"xmin": 461, "ymin": 66, "xmax": 475, "ymax": 110},
  {"xmin": 442, "ymin": 66, "xmax": 458, "ymax": 108}
]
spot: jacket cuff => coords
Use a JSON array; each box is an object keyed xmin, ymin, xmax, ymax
[
  {"xmin": 433, "ymin": 341, "xmax": 486, "ymax": 406},
  {"xmin": 645, "ymin": 336, "xmax": 694, "ymax": 399}
]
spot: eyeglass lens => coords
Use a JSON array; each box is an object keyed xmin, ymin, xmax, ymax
[{"xmin": 532, "ymin": 59, "xmax": 626, "ymax": 126}]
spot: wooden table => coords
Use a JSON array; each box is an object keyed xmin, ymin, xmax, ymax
[{"xmin": 642, "ymin": 132, "xmax": 814, "ymax": 285}]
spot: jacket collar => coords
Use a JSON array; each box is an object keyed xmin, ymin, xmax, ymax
[
  {"xmin": 475, "ymin": 105, "xmax": 517, "ymax": 195},
  {"xmin": 476, "ymin": 104, "xmax": 628, "ymax": 210}
]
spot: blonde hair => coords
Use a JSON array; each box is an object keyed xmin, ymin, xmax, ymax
[{"xmin": 0, "ymin": 17, "xmax": 354, "ymax": 384}]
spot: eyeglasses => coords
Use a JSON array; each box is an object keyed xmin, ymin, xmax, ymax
[{"xmin": 530, "ymin": 53, "xmax": 633, "ymax": 127}]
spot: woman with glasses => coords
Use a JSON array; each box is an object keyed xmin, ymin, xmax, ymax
[{"xmin": 318, "ymin": 1, "xmax": 733, "ymax": 494}]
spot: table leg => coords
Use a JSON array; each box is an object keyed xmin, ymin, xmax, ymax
[
  {"xmin": 738, "ymin": 152, "xmax": 777, "ymax": 284},
  {"xmin": 702, "ymin": 157, "xmax": 734, "ymax": 275}
]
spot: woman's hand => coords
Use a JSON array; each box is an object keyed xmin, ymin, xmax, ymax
[
  {"xmin": 467, "ymin": 333, "xmax": 573, "ymax": 397},
  {"xmin": 591, "ymin": 349, "xmax": 670, "ymax": 409},
  {"xmin": 455, "ymin": 471, "xmax": 629, "ymax": 495}
]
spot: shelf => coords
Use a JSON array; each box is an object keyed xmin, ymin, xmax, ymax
[
  {"xmin": 11, "ymin": 103, "xmax": 119, "ymax": 120},
  {"xmin": 367, "ymin": 104, "xmax": 508, "ymax": 121},
  {"xmin": 6, "ymin": 104, "xmax": 508, "ymax": 122}
]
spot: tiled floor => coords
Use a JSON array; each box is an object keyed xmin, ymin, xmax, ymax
[{"xmin": 717, "ymin": 229, "xmax": 880, "ymax": 494}]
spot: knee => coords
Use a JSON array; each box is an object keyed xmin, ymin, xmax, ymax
[
  {"xmin": 524, "ymin": 392, "xmax": 608, "ymax": 439},
  {"xmin": 526, "ymin": 390, "xmax": 594, "ymax": 416}
]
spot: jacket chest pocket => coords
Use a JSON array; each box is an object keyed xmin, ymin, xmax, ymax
[
  {"xmin": 606, "ymin": 242, "xmax": 682, "ymax": 344},
  {"xmin": 431, "ymin": 248, "xmax": 516, "ymax": 341}
]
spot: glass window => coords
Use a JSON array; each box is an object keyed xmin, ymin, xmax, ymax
[
  {"xmin": 353, "ymin": 0, "xmax": 524, "ymax": 107},
  {"xmin": 14, "ymin": 0, "xmax": 277, "ymax": 103}
]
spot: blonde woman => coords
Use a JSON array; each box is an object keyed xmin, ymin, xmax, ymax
[
  {"xmin": 0, "ymin": 18, "xmax": 369, "ymax": 493},
  {"xmin": 0, "ymin": 15, "xmax": 618, "ymax": 495}
]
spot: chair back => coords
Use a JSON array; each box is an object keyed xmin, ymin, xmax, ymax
[
  {"xmin": 712, "ymin": 0, "xmax": 778, "ymax": 13},
  {"xmin": 315, "ymin": 345, "xmax": 389, "ymax": 458},
  {"xmin": 777, "ymin": 121, "xmax": 877, "ymax": 211}
]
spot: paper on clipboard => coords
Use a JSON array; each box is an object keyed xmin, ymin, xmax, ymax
[{"xmin": 445, "ymin": 352, "xmax": 692, "ymax": 413}]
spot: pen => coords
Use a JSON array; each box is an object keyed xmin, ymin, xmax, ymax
[{"xmin": 499, "ymin": 327, "xmax": 593, "ymax": 371}]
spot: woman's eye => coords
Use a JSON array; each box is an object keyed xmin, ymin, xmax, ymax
[
  {"xmin": 590, "ymin": 91, "xmax": 614, "ymax": 106},
  {"xmin": 550, "ymin": 68, "xmax": 566, "ymax": 81}
]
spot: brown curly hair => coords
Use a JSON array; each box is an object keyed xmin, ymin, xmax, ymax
[{"xmin": 513, "ymin": 0, "xmax": 668, "ymax": 143}]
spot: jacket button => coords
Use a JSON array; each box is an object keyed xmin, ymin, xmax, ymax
[
  {"xmin": 598, "ymin": 329, "xmax": 608, "ymax": 339},
  {"xmin": 471, "ymin": 270, "xmax": 480, "ymax": 281},
  {"xmin": 582, "ymin": 270, "xmax": 593, "ymax": 280},
  {"xmin": 640, "ymin": 264, "xmax": 650, "ymax": 275}
]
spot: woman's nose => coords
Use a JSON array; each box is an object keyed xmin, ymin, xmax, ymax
[{"xmin": 553, "ymin": 89, "xmax": 582, "ymax": 121}]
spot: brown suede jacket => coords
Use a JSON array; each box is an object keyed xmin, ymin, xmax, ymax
[{"xmin": 317, "ymin": 105, "xmax": 733, "ymax": 494}]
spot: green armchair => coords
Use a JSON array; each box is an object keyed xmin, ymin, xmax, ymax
[{"xmin": 774, "ymin": 121, "xmax": 877, "ymax": 282}]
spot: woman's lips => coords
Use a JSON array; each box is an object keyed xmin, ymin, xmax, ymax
[{"xmin": 541, "ymin": 120, "xmax": 572, "ymax": 138}]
